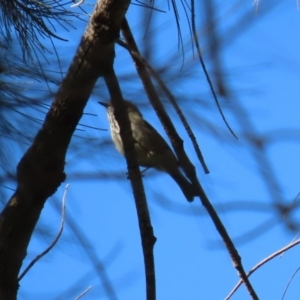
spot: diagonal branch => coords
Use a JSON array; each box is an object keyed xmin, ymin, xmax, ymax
[
  {"xmin": 117, "ymin": 38, "xmax": 209, "ymax": 174},
  {"xmin": 121, "ymin": 18, "xmax": 197, "ymax": 185},
  {"xmin": 190, "ymin": 0, "xmax": 237, "ymax": 139},
  {"xmin": 226, "ymin": 239, "xmax": 300, "ymax": 299},
  {"xmin": 0, "ymin": 1, "xmax": 130, "ymax": 299},
  {"xmin": 120, "ymin": 17, "xmax": 258, "ymax": 300},
  {"xmin": 103, "ymin": 67, "xmax": 156, "ymax": 300}
]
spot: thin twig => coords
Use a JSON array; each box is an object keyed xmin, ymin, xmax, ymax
[
  {"xmin": 190, "ymin": 0, "xmax": 238, "ymax": 139},
  {"xmin": 71, "ymin": 0, "xmax": 84, "ymax": 8},
  {"xmin": 280, "ymin": 231, "xmax": 300, "ymax": 259},
  {"xmin": 18, "ymin": 184, "xmax": 69, "ymax": 281},
  {"xmin": 281, "ymin": 266, "xmax": 300, "ymax": 300},
  {"xmin": 226, "ymin": 239, "xmax": 300, "ymax": 299},
  {"xmin": 75, "ymin": 286, "xmax": 92, "ymax": 300}
]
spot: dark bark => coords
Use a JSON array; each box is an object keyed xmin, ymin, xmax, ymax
[
  {"xmin": 0, "ymin": 1, "xmax": 130, "ymax": 299},
  {"xmin": 104, "ymin": 69, "xmax": 156, "ymax": 300}
]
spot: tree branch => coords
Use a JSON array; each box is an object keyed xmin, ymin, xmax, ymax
[
  {"xmin": 226, "ymin": 239, "xmax": 300, "ymax": 299},
  {"xmin": 0, "ymin": 1, "xmax": 130, "ymax": 299},
  {"xmin": 120, "ymin": 17, "xmax": 258, "ymax": 300},
  {"xmin": 18, "ymin": 184, "xmax": 68, "ymax": 281},
  {"xmin": 103, "ymin": 67, "xmax": 156, "ymax": 300}
]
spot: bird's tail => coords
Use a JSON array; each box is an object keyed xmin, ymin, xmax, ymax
[{"xmin": 170, "ymin": 171, "xmax": 196, "ymax": 202}]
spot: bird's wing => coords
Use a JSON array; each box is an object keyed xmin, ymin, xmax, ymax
[{"xmin": 131, "ymin": 118, "xmax": 178, "ymax": 158}]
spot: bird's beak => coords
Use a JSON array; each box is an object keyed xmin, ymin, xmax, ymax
[{"xmin": 98, "ymin": 101, "xmax": 108, "ymax": 108}]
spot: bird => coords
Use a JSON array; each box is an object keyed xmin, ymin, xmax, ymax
[{"xmin": 99, "ymin": 100, "xmax": 196, "ymax": 202}]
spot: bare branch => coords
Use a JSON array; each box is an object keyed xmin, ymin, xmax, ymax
[
  {"xmin": 226, "ymin": 239, "xmax": 300, "ymax": 299},
  {"xmin": 75, "ymin": 286, "xmax": 92, "ymax": 300},
  {"xmin": 18, "ymin": 184, "xmax": 69, "ymax": 281},
  {"xmin": 117, "ymin": 38, "xmax": 209, "ymax": 174},
  {"xmin": 121, "ymin": 17, "xmax": 258, "ymax": 300},
  {"xmin": 281, "ymin": 266, "xmax": 300, "ymax": 300},
  {"xmin": 0, "ymin": 0, "xmax": 130, "ymax": 298},
  {"xmin": 103, "ymin": 67, "xmax": 156, "ymax": 300},
  {"xmin": 190, "ymin": 0, "xmax": 237, "ymax": 139}
]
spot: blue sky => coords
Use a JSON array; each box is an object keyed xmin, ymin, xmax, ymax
[{"xmin": 8, "ymin": 1, "xmax": 300, "ymax": 299}]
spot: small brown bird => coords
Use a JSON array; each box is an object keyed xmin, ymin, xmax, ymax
[{"xmin": 99, "ymin": 100, "xmax": 195, "ymax": 202}]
